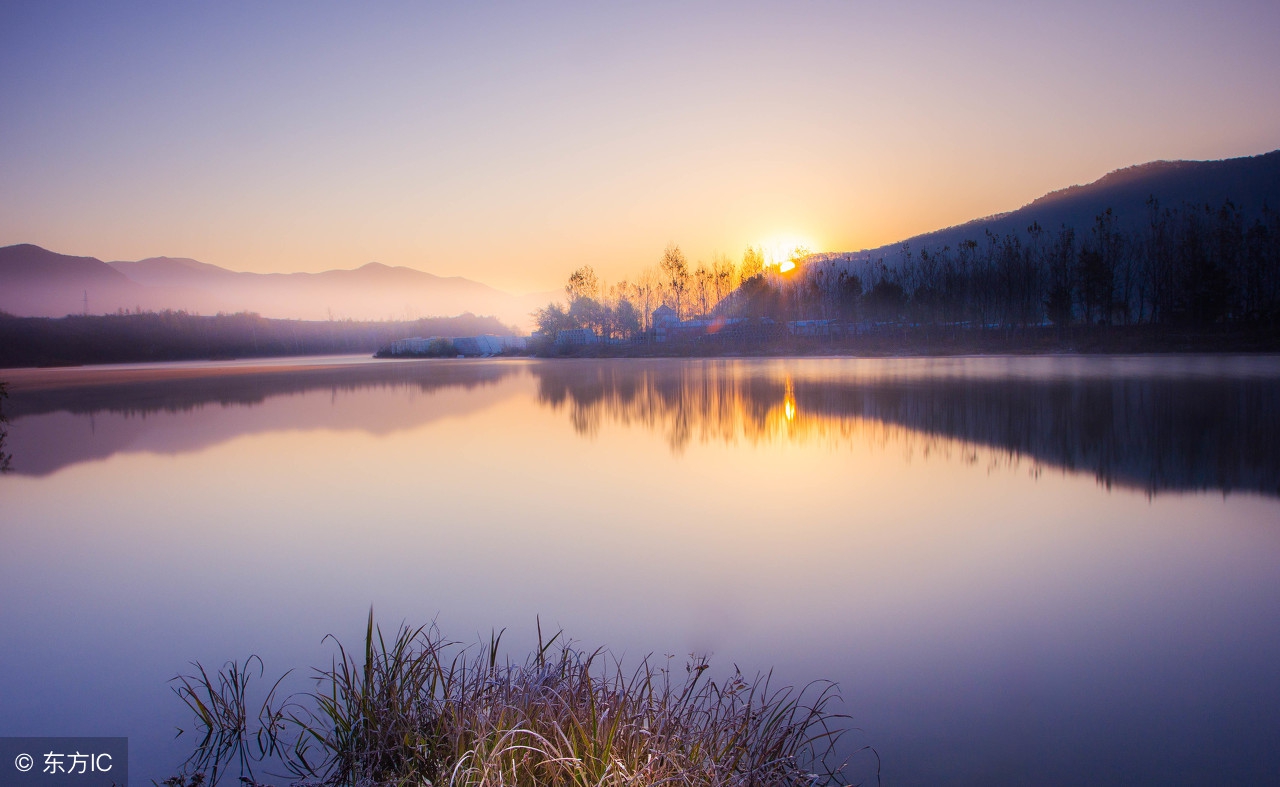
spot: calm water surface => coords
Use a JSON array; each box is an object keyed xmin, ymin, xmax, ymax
[{"xmin": 1, "ymin": 355, "xmax": 1278, "ymax": 785}]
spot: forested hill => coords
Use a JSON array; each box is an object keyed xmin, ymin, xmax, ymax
[{"xmin": 834, "ymin": 150, "xmax": 1280, "ymax": 266}]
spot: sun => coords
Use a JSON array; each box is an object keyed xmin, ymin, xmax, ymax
[{"xmin": 759, "ymin": 235, "xmax": 819, "ymax": 273}]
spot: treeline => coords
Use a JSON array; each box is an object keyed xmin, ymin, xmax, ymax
[
  {"xmin": 534, "ymin": 245, "xmax": 772, "ymax": 339},
  {"xmin": 750, "ymin": 199, "xmax": 1280, "ymax": 329},
  {"xmin": 0, "ymin": 310, "xmax": 514, "ymax": 367},
  {"xmin": 536, "ymin": 198, "xmax": 1280, "ymax": 343}
]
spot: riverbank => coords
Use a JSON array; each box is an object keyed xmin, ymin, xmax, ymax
[{"xmin": 4, "ymin": 314, "xmax": 1276, "ymax": 368}]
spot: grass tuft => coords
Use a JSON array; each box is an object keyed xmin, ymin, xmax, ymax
[{"xmin": 171, "ymin": 612, "xmax": 872, "ymax": 787}]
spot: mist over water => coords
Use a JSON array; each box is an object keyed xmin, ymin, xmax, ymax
[{"xmin": 2, "ymin": 355, "xmax": 1278, "ymax": 785}]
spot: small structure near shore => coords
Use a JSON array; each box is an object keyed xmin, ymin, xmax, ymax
[
  {"xmin": 652, "ymin": 305, "xmax": 785, "ymax": 343},
  {"xmin": 383, "ymin": 334, "xmax": 526, "ymax": 357},
  {"xmin": 554, "ymin": 328, "xmax": 599, "ymax": 347}
]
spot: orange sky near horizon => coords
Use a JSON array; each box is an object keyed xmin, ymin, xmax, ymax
[{"xmin": 2, "ymin": 2, "xmax": 1279, "ymax": 294}]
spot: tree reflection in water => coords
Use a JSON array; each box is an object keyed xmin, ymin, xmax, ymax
[
  {"xmin": 3, "ymin": 356, "xmax": 1277, "ymax": 497},
  {"xmin": 0, "ymin": 381, "xmax": 11, "ymax": 472},
  {"xmin": 532, "ymin": 358, "xmax": 1280, "ymax": 497}
]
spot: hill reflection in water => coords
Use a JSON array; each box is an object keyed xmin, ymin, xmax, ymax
[
  {"xmin": 2, "ymin": 358, "xmax": 524, "ymax": 476},
  {"xmin": 4, "ymin": 355, "xmax": 1277, "ymax": 497}
]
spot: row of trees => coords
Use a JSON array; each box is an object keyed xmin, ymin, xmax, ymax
[
  {"xmin": 536, "ymin": 198, "xmax": 1280, "ymax": 343},
  {"xmin": 0, "ymin": 311, "xmax": 515, "ymax": 367},
  {"xmin": 534, "ymin": 244, "xmax": 773, "ymax": 339},
  {"xmin": 759, "ymin": 199, "xmax": 1280, "ymax": 329}
]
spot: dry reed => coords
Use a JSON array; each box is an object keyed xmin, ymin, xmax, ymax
[{"xmin": 170, "ymin": 612, "xmax": 869, "ymax": 787}]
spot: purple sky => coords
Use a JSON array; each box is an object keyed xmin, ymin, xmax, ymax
[{"xmin": 2, "ymin": 1, "xmax": 1278, "ymax": 292}]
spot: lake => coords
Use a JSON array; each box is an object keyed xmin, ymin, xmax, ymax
[{"xmin": 1, "ymin": 354, "xmax": 1278, "ymax": 785}]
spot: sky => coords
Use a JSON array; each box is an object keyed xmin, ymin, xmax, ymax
[{"xmin": 2, "ymin": 1, "xmax": 1279, "ymax": 294}]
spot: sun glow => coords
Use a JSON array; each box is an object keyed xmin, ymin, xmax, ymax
[
  {"xmin": 783, "ymin": 376, "xmax": 797, "ymax": 421},
  {"xmin": 759, "ymin": 236, "xmax": 818, "ymax": 273}
]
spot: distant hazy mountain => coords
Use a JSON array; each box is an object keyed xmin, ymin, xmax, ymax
[
  {"xmin": 105, "ymin": 256, "xmax": 554, "ymax": 328},
  {"xmin": 108, "ymin": 255, "xmax": 240, "ymax": 285},
  {"xmin": 826, "ymin": 149, "xmax": 1280, "ymax": 267},
  {"xmin": 0, "ymin": 244, "xmax": 147, "ymax": 317},
  {"xmin": 0, "ymin": 246, "xmax": 553, "ymax": 329}
]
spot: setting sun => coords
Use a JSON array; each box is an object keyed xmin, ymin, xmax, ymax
[{"xmin": 759, "ymin": 236, "xmax": 819, "ymax": 273}]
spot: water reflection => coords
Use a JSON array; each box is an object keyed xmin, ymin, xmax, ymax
[
  {"xmin": 0, "ymin": 382, "xmax": 11, "ymax": 473},
  {"xmin": 4, "ymin": 355, "xmax": 1278, "ymax": 496},
  {"xmin": 3, "ymin": 354, "xmax": 1280, "ymax": 785},
  {"xmin": 2, "ymin": 359, "xmax": 523, "ymax": 476},
  {"xmin": 5, "ymin": 358, "xmax": 519, "ymax": 420},
  {"xmin": 532, "ymin": 357, "xmax": 1280, "ymax": 497}
]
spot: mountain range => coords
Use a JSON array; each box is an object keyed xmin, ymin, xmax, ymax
[{"xmin": 0, "ymin": 246, "xmax": 554, "ymax": 330}]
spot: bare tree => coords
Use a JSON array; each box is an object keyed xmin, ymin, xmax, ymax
[
  {"xmin": 740, "ymin": 246, "xmax": 765, "ymax": 281},
  {"xmin": 565, "ymin": 265, "xmax": 600, "ymax": 303},
  {"xmin": 660, "ymin": 244, "xmax": 691, "ymax": 319},
  {"xmin": 711, "ymin": 252, "xmax": 738, "ymax": 308},
  {"xmin": 693, "ymin": 263, "xmax": 713, "ymax": 318}
]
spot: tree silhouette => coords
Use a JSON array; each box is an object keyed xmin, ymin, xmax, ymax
[{"xmin": 660, "ymin": 244, "xmax": 691, "ymax": 319}]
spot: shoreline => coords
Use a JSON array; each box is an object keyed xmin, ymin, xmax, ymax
[{"xmin": 3, "ymin": 324, "xmax": 1278, "ymax": 371}]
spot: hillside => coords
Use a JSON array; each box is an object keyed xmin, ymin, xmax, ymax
[
  {"xmin": 0, "ymin": 244, "xmax": 147, "ymax": 316},
  {"xmin": 831, "ymin": 150, "xmax": 1280, "ymax": 266}
]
